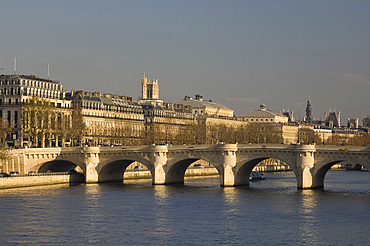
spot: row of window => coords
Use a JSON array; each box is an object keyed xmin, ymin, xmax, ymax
[
  {"xmin": 83, "ymin": 110, "xmax": 143, "ymax": 120},
  {"xmin": 0, "ymin": 99, "xmax": 20, "ymax": 105},
  {"xmin": 0, "ymin": 86, "xmax": 64, "ymax": 100},
  {"xmin": 81, "ymin": 102, "xmax": 142, "ymax": 114},
  {"xmin": 0, "ymin": 110, "xmax": 19, "ymax": 128},
  {"xmin": 0, "ymin": 79, "xmax": 62, "ymax": 91},
  {"xmin": 244, "ymin": 118, "xmax": 275, "ymax": 122}
]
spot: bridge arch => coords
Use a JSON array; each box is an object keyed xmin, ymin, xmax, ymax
[
  {"xmin": 28, "ymin": 157, "xmax": 85, "ymax": 175},
  {"xmin": 38, "ymin": 160, "xmax": 80, "ymax": 173},
  {"xmin": 313, "ymin": 157, "xmax": 370, "ymax": 189},
  {"xmin": 98, "ymin": 157, "xmax": 152, "ymax": 183},
  {"xmin": 235, "ymin": 154, "xmax": 297, "ymax": 186},
  {"xmin": 165, "ymin": 157, "xmax": 222, "ymax": 185}
]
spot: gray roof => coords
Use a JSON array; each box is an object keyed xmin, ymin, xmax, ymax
[
  {"xmin": 0, "ymin": 74, "xmax": 60, "ymax": 84},
  {"xmin": 241, "ymin": 108, "xmax": 282, "ymax": 118},
  {"xmin": 176, "ymin": 97, "xmax": 231, "ymax": 110}
]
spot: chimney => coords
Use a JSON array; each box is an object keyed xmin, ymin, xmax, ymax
[
  {"xmin": 337, "ymin": 111, "xmax": 341, "ymax": 127},
  {"xmin": 195, "ymin": 94, "xmax": 203, "ymax": 101}
]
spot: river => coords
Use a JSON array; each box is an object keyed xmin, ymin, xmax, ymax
[{"xmin": 1, "ymin": 170, "xmax": 370, "ymax": 245}]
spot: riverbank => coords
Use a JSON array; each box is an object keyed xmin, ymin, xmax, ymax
[{"xmin": 0, "ymin": 173, "xmax": 85, "ymax": 189}]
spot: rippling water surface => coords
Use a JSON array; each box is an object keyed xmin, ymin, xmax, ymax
[{"xmin": 1, "ymin": 171, "xmax": 370, "ymax": 245}]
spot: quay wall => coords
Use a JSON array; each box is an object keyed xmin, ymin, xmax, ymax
[{"xmin": 0, "ymin": 174, "xmax": 84, "ymax": 189}]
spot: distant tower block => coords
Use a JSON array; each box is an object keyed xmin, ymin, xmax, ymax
[
  {"xmin": 305, "ymin": 99, "xmax": 312, "ymax": 124},
  {"xmin": 139, "ymin": 72, "xmax": 163, "ymax": 106},
  {"xmin": 337, "ymin": 111, "xmax": 341, "ymax": 127},
  {"xmin": 141, "ymin": 72, "xmax": 159, "ymax": 100}
]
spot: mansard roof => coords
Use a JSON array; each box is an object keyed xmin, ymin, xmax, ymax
[
  {"xmin": 241, "ymin": 105, "xmax": 283, "ymax": 118},
  {"xmin": 0, "ymin": 74, "xmax": 60, "ymax": 84},
  {"xmin": 176, "ymin": 95, "xmax": 231, "ymax": 110},
  {"xmin": 71, "ymin": 91, "xmax": 140, "ymax": 107}
]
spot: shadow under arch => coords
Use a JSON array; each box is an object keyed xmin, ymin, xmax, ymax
[
  {"xmin": 38, "ymin": 160, "xmax": 80, "ymax": 173},
  {"xmin": 98, "ymin": 159, "xmax": 153, "ymax": 183},
  {"xmin": 314, "ymin": 157, "xmax": 370, "ymax": 189},
  {"xmin": 166, "ymin": 158, "xmax": 221, "ymax": 185},
  {"xmin": 235, "ymin": 157, "xmax": 297, "ymax": 187}
]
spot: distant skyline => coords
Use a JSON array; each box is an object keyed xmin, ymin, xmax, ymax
[{"xmin": 1, "ymin": 1, "xmax": 369, "ymax": 122}]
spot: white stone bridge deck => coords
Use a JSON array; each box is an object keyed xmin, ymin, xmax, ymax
[{"xmin": 7, "ymin": 143, "xmax": 370, "ymax": 189}]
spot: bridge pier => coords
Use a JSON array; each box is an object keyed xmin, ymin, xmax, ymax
[
  {"xmin": 219, "ymin": 144, "xmax": 238, "ymax": 187},
  {"xmin": 295, "ymin": 144, "xmax": 317, "ymax": 189},
  {"xmin": 84, "ymin": 147, "xmax": 100, "ymax": 183},
  {"xmin": 152, "ymin": 145, "xmax": 169, "ymax": 185}
]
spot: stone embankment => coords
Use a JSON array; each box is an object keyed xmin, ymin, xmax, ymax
[{"xmin": 0, "ymin": 173, "xmax": 84, "ymax": 189}]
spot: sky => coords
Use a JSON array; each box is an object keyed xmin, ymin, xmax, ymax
[{"xmin": 1, "ymin": 0, "xmax": 370, "ymax": 122}]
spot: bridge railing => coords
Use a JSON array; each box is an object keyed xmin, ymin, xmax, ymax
[{"xmin": 1, "ymin": 172, "xmax": 75, "ymax": 178}]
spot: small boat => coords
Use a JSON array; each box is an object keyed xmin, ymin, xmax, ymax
[{"xmin": 249, "ymin": 171, "xmax": 265, "ymax": 181}]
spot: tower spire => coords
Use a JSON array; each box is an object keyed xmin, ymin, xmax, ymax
[{"xmin": 305, "ymin": 98, "xmax": 312, "ymax": 124}]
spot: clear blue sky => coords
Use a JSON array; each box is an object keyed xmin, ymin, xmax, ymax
[{"xmin": 1, "ymin": 0, "xmax": 370, "ymax": 122}]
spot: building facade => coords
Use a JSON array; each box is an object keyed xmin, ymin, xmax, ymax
[
  {"xmin": 1, "ymin": 72, "xmax": 367, "ymax": 149},
  {"xmin": 69, "ymin": 91, "xmax": 145, "ymax": 146},
  {"xmin": 0, "ymin": 74, "xmax": 71, "ymax": 147}
]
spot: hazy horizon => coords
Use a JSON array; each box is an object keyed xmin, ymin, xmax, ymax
[{"xmin": 1, "ymin": 1, "xmax": 369, "ymax": 122}]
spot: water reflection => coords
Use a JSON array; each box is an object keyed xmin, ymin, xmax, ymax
[
  {"xmin": 1, "ymin": 172, "xmax": 370, "ymax": 245},
  {"xmin": 299, "ymin": 190, "xmax": 319, "ymax": 245},
  {"xmin": 152, "ymin": 186, "xmax": 171, "ymax": 240},
  {"xmin": 82, "ymin": 184, "xmax": 107, "ymax": 245},
  {"xmin": 223, "ymin": 187, "xmax": 240, "ymax": 210},
  {"xmin": 0, "ymin": 183, "xmax": 73, "ymax": 196},
  {"xmin": 85, "ymin": 183, "xmax": 102, "ymax": 195},
  {"xmin": 154, "ymin": 184, "xmax": 171, "ymax": 200}
]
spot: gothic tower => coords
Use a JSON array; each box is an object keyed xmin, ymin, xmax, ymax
[
  {"xmin": 141, "ymin": 72, "xmax": 159, "ymax": 100},
  {"xmin": 305, "ymin": 99, "xmax": 312, "ymax": 124},
  {"xmin": 139, "ymin": 72, "xmax": 163, "ymax": 106}
]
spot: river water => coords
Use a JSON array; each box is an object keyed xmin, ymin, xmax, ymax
[{"xmin": 1, "ymin": 171, "xmax": 370, "ymax": 246}]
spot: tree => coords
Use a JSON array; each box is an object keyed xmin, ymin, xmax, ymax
[
  {"xmin": 298, "ymin": 128, "xmax": 315, "ymax": 144},
  {"xmin": 0, "ymin": 119, "xmax": 11, "ymax": 160},
  {"xmin": 69, "ymin": 105, "xmax": 86, "ymax": 146}
]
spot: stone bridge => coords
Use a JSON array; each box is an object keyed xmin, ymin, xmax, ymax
[{"xmin": 11, "ymin": 143, "xmax": 370, "ymax": 189}]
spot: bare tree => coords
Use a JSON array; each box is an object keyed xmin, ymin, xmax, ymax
[
  {"xmin": 0, "ymin": 119, "xmax": 11, "ymax": 160},
  {"xmin": 298, "ymin": 128, "xmax": 315, "ymax": 144}
]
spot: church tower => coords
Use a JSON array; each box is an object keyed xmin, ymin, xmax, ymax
[
  {"xmin": 139, "ymin": 72, "xmax": 163, "ymax": 105},
  {"xmin": 141, "ymin": 72, "xmax": 159, "ymax": 100},
  {"xmin": 305, "ymin": 99, "xmax": 312, "ymax": 124}
]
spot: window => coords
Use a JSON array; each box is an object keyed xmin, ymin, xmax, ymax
[
  {"xmin": 7, "ymin": 111, "xmax": 11, "ymax": 124},
  {"xmin": 14, "ymin": 111, "xmax": 18, "ymax": 128}
]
